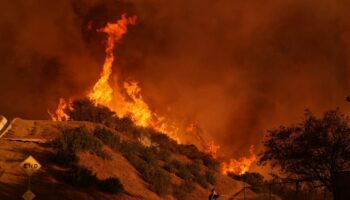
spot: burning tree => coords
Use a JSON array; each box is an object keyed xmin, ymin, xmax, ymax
[{"xmin": 259, "ymin": 109, "xmax": 350, "ymax": 199}]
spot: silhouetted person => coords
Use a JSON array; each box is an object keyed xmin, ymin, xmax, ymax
[{"xmin": 208, "ymin": 188, "xmax": 221, "ymax": 200}]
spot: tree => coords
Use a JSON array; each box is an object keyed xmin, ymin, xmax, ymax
[{"xmin": 259, "ymin": 109, "xmax": 350, "ymax": 199}]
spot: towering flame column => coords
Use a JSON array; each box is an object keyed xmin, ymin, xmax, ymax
[{"xmin": 88, "ymin": 14, "xmax": 137, "ymax": 106}]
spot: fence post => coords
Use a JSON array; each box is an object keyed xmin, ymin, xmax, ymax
[
  {"xmin": 295, "ymin": 181, "xmax": 299, "ymax": 198},
  {"xmin": 244, "ymin": 182, "xmax": 246, "ymax": 200}
]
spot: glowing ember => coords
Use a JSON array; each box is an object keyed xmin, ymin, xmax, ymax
[
  {"xmin": 221, "ymin": 145, "xmax": 257, "ymax": 175},
  {"xmin": 48, "ymin": 98, "xmax": 72, "ymax": 121}
]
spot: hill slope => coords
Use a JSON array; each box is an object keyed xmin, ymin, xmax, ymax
[{"xmin": 0, "ymin": 118, "xmax": 256, "ymax": 200}]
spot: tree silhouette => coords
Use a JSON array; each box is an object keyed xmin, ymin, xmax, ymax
[{"xmin": 259, "ymin": 109, "xmax": 350, "ymax": 199}]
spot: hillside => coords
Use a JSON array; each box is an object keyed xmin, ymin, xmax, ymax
[{"xmin": 0, "ymin": 118, "xmax": 261, "ymax": 200}]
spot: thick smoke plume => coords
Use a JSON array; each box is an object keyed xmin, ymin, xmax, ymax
[{"xmin": 0, "ymin": 0, "xmax": 350, "ymax": 157}]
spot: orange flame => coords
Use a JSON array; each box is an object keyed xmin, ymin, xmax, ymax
[
  {"xmin": 221, "ymin": 145, "xmax": 257, "ymax": 175},
  {"xmin": 88, "ymin": 14, "xmax": 137, "ymax": 106},
  {"xmin": 48, "ymin": 14, "xmax": 234, "ymax": 165},
  {"xmin": 186, "ymin": 121, "xmax": 220, "ymax": 157},
  {"xmin": 48, "ymin": 98, "xmax": 72, "ymax": 121},
  {"xmin": 86, "ymin": 14, "xmax": 182, "ymax": 142}
]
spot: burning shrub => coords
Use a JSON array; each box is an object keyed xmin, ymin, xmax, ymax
[
  {"xmin": 52, "ymin": 127, "xmax": 110, "ymax": 160},
  {"xmin": 93, "ymin": 127, "xmax": 121, "ymax": 151},
  {"xmin": 98, "ymin": 177, "xmax": 124, "ymax": 194},
  {"xmin": 67, "ymin": 98, "xmax": 116, "ymax": 126},
  {"xmin": 228, "ymin": 172, "xmax": 264, "ymax": 186},
  {"xmin": 178, "ymin": 144, "xmax": 204, "ymax": 159},
  {"xmin": 173, "ymin": 180, "xmax": 195, "ymax": 200},
  {"xmin": 115, "ymin": 117, "xmax": 141, "ymax": 138},
  {"xmin": 150, "ymin": 133, "xmax": 179, "ymax": 152}
]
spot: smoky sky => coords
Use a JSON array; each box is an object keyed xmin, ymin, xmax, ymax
[{"xmin": 1, "ymin": 0, "xmax": 350, "ymax": 156}]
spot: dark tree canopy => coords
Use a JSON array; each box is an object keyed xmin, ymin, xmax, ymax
[{"xmin": 259, "ymin": 109, "xmax": 350, "ymax": 193}]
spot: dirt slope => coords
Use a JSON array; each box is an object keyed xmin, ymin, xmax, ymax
[{"xmin": 0, "ymin": 118, "xmax": 253, "ymax": 200}]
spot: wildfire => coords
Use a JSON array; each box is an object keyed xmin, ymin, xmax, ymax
[
  {"xmin": 49, "ymin": 14, "xmax": 256, "ymax": 176},
  {"xmin": 48, "ymin": 98, "xmax": 72, "ymax": 121},
  {"xmin": 87, "ymin": 14, "xmax": 181, "ymax": 142},
  {"xmin": 186, "ymin": 122, "xmax": 220, "ymax": 157},
  {"xmin": 221, "ymin": 145, "xmax": 257, "ymax": 175},
  {"xmin": 88, "ymin": 14, "xmax": 137, "ymax": 106}
]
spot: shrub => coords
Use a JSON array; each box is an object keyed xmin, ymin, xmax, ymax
[
  {"xmin": 202, "ymin": 154, "xmax": 220, "ymax": 171},
  {"xmin": 186, "ymin": 162, "xmax": 200, "ymax": 177},
  {"xmin": 149, "ymin": 169, "xmax": 171, "ymax": 196},
  {"xmin": 173, "ymin": 181, "xmax": 195, "ymax": 200},
  {"xmin": 114, "ymin": 117, "xmax": 137, "ymax": 135},
  {"xmin": 241, "ymin": 172, "xmax": 264, "ymax": 185},
  {"xmin": 170, "ymin": 160, "xmax": 182, "ymax": 170},
  {"xmin": 205, "ymin": 170, "xmax": 216, "ymax": 185},
  {"xmin": 194, "ymin": 174, "xmax": 208, "ymax": 189},
  {"xmin": 140, "ymin": 148, "xmax": 157, "ymax": 165},
  {"xmin": 119, "ymin": 141, "xmax": 143, "ymax": 158},
  {"xmin": 136, "ymin": 160, "xmax": 156, "ymax": 182},
  {"xmin": 163, "ymin": 162, "xmax": 177, "ymax": 173},
  {"xmin": 229, "ymin": 172, "xmax": 264, "ymax": 186},
  {"xmin": 157, "ymin": 149, "xmax": 171, "ymax": 162},
  {"xmin": 176, "ymin": 164, "xmax": 192, "ymax": 181},
  {"xmin": 98, "ymin": 177, "xmax": 124, "ymax": 194},
  {"xmin": 179, "ymin": 144, "xmax": 201, "ymax": 158},
  {"xmin": 52, "ymin": 127, "xmax": 109, "ymax": 160},
  {"xmin": 67, "ymin": 98, "xmax": 115, "ymax": 126},
  {"xmin": 93, "ymin": 127, "xmax": 120, "ymax": 150},
  {"xmin": 150, "ymin": 133, "xmax": 179, "ymax": 153},
  {"xmin": 54, "ymin": 150, "xmax": 78, "ymax": 167},
  {"xmin": 63, "ymin": 166, "xmax": 98, "ymax": 187}
]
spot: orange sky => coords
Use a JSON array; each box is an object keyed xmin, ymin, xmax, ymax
[{"xmin": 0, "ymin": 0, "xmax": 349, "ymax": 158}]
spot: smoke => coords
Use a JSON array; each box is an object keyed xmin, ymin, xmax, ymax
[{"xmin": 1, "ymin": 0, "xmax": 349, "ymax": 156}]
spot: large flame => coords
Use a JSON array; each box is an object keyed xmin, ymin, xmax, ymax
[
  {"xmin": 87, "ymin": 15, "xmax": 181, "ymax": 142},
  {"xmin": 48, "ymin": 98, "xmax": 72, "ymax": 121},
  {"xmin": 88, "ymin": 14, "xmax": 137, "ymax": 106},
  {"xmin": 221, "ymin": 145, "xmax": 257, "ymax": 175},
  {"xmin": 49, "ymin": 14, "xmax": 255, "ymax": 175}
]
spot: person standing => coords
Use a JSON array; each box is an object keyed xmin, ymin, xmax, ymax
[{"xmin": 209, "ymin": 188, "xmax": 221, "ymax": 200}]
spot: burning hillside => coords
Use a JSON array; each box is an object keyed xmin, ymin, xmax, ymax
[{"xmin": 49, "ymin": 14, "xmax": 256, "ymax": 175}]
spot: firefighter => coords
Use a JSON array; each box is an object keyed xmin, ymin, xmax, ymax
[{"xmin": 208, "ymin": 188, "xmax": 221, "ymax": 200}]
